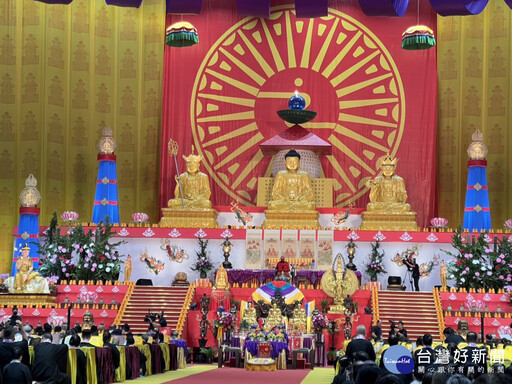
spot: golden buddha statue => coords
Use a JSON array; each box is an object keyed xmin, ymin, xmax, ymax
[
  {"xmin": 292, "ymin": 302, "xmax": 307, "ymax": 332},
  {"xmin": 160, "ymin": 145, "xmax": 218, "ymax": 228},
  {"xmin": 168, "ymin": 146, "xmax": 212, "ymax": 210},
  {"xmin": 266, "ymin": 303, "xmax": 283, "ymax": 328},
  {"xmin": 440, "ymin": 260, "xmax": 448, "ymax": 290},
  {"xmin": 242, "ymin": 301, "xmax": 258, "ymax": 326},
  {"xmin": 214, "ymin": 264, "xmax": 229, "ymax": 290},
  {"xmin": 268, "ymin": 150, "xmax": 315, "ymax": 211},
  {"xmin": 10, "ymin": 245, "xmax": 48, "ymax": 294},
  {"xmin": 263, "ymin": 150, "xmax": 319, "ymax": 229},
  {"xmin": 360, "ymin": 154, "xmax": 418, "ymax": 230}
]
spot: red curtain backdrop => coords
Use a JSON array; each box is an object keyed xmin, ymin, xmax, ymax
[{"xmin": 160, "ymin": 0, "xmax": 437, "ymax": 227}]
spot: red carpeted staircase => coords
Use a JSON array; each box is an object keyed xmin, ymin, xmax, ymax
[
  {"xmin": 119, "ymin": 286, "xmax": 189, "ymax": 333},
  {"xmin": 377, "ymin": 291, "xmax": 442, "ymax": 341}
]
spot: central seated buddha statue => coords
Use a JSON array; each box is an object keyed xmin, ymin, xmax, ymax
[
  {"xmin": 360, "ymin": 154, "xmax": 417, "ymax": 230},
  {"xmin": 268, "ymin": 150, "xmax": 316, "ymax": 211}
]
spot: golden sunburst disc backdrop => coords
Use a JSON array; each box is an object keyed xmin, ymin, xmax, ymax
[{"xmin": 191, "ymin": 5, "xmax": 405, "ymax": 207}]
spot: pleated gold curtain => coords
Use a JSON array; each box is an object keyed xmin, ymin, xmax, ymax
[
  {"xmin": 437, "ymin": 2, "xmax": 512, "ymax": 229},
  {"xmin": 0, "ymin": 0, "xmax": 165, "ymax": 272}
]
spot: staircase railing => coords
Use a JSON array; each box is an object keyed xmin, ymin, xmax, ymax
[
  {"xmin": 176, "ymin": 283, "xmax": 196, "ymax": 337},
  {"xmin": 114, "ymin": 282, "xmax": 135, "ymax": 325},
  {"xmin": 433, "ymin": 287, "xmax": 445, "ymax": 341},
  {"xmin": 371, "ymin": 285, "xmax": 380, "ymax": 324}
]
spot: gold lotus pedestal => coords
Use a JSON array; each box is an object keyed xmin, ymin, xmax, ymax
[
  {"xmin": 359, "ymin": 211, "xmax": 418, "ymax": 231},
  {"xmin": 159, "ymin": 208, "xmax": 219, "ymax": 228},
  {"xmin": 262, "ymin": 210, "xmax": 320, "ymax": 230}
]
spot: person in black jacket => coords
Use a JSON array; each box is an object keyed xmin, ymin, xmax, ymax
[
  {"xmin": 0, "ymin": 324, "xmax": 29, "ymax": 370},
  {"xmin": 31, "ymin": 333, "xmax": 70, "ymax": 384},
  {"xmin": 1, "ymin": 346, "xmax": 31, "ymax": 384},
  {"xmin": 404, "ymin": 257, "xmax": 420, "ymax": 291},
  {"xmin": 345, "ymin": 325, "xmax": 376, "ymax": 362}
]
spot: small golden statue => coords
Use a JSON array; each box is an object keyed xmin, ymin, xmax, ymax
[
  {"xmin": 440, "ymin": 260, "xmax": 448, "ymax": 290},
  {"xmin": 214, "ymin": 264, "xmax": 229, "ymax": 290},
  {"xmin": 321, "ymin": 253, "xmax": 358, "ymax": 314},
  {"xmin": 360, "ymin": 154, "xmax": 418, "ymax": 230},
  {"xmin": 242, "ymin": 301, "xmax": 258, "ymax": 326},
  {"xmin": 124, "ymin": 255, "xmax": 132, "ymax": 282},
  {"xmin": 263, "ymin": 150, "xmax": 319, "ymax": 229},
  {"xmin": 82, "ymin": 311, "xmax": 94, "ymax": 330},
  {"xmin": 160, "ymin": 144, "xmax": 218, "ymax": 228},
  {"xmin": 168, "ymin": 146, "xmax": 212, "ymax": 209},
  {"xmin": 266, "ymin": 303, "xmax": 283, "ymax": 329},
  {"xmin": 292, "ymin": 301, "xmax": 307, "ymax": 332}
]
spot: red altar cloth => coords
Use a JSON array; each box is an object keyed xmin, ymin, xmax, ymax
[
  {"xmin": 12, "ymin": 307, "xmax": 118, "ymax": 328},
  {"xmin": 440, "ymin": 292, "xmax": 511, "ymax": 312},
  {"xmin": 56, "ymin": 284, "xmax": 129, "ymax": 304},
  {"xmin": 444, "ymin": 316, "xmax": 511, "ymax": 337}
]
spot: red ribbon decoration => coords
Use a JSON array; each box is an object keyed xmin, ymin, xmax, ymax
[
  {"xmin": 19, "ymin": 207, "xmax": 40, "ymax": 215},
  {"xmin": 97, "ymin": 154, "xmax": 117, "ymax": 161},
  {"xmin": 468, "ymin": 160, "xmax": 487, "ymax": 167}
]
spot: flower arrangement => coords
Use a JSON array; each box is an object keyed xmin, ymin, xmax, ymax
[
  {"xmin": 191, "ymin": 236, "xmax": 214, "ymax": 277},
  {"xmin": 215, "ymin": 311, "xmax": 234, "ymax": 330},
  {"xmin": 444, "ymin": 227, "xmax": 512, "ymax": 290},
  {"xmin": 365, "ymin": 240, "xmax": 387, "ymax": 280},
  {"xmin": 38, "ymin": 212, "xmax": 125, "ymax": 282},
  {"xmin": 311, "ymin": 311, "xmax": 330, "ymax": 332}
]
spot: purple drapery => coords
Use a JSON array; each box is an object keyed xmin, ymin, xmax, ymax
[
  {"xmin": 237, "ymin": 0, "xmax": 270, "ymax": 18},
  {"xmin": 105, "ymin": 0, "xmax": 143, "ymax": 7},
  {"xmin": 34, "ymin": 0, "xmax": 74, "ymax": 4},
  {"xmin": 505, "ymin": 0, "xmax": 512, "ymax": 9},
  {"xmin": 428, "ymin": 0, "xmax": 489, "ymax": 15},
  {"xmin": 166, "ymin": 0, "xmax": 203, "ymax": 14},
  {"xmin": 295, "ymin": 0, "xmax": 328, "ymax": 18},
  {"xmin": 358, "ymin": 0, "xmax": 410, "ymax": 17}
]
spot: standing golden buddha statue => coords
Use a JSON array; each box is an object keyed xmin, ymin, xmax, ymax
[
  {"xmin": 263, "ymin": 150, "xmax": 319, "ymax": 229},
  {"xmin": 160, "ymin": 145, "xmax": 218, "ymax": 228},
  {"xmin": 359, "ymin": 154, "xmax": 418, "ymax": 230}
]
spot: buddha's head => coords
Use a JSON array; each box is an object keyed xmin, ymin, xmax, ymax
[
  {"xmin": 183, "ymin": 146, "xmax": 202, "ymax": 174},
  {"xmin": 381, "ymin": 154, "xmax": 398, "ymax": 177},
  {"xmin": 284, "ymin": 149, "xmax": 301, "ymax": 173}
]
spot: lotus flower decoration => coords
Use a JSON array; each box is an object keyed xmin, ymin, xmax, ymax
[
  {"xmin": 61, "ymin": 211, "xmax": 79, "ymax": 222},
  {"xmin": 504, "ymin": 219, "xmax": 512, "ymax": 230},
  {"xmin": 430, "ymin": 217, "xmax": 448, "ymax": 228},
  {"xmin": 132, "ymin": 212, "xmax": 149, "ymax": 223}
]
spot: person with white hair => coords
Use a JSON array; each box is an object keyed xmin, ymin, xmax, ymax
[{"xmin": 345, "ymin": 324, "xmax": 376, "ymax": 362}]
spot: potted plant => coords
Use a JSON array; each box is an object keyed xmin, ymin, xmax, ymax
[
  {"xmin": 199, "ymin": 347, "xmax": 217, "ymax": 364},
  {"xmin": 191, "ymin": 236, "xmax": 213, "ymax": 279},
  {"xmin": 311, "ymin": 310, "xmax": 330, "ymax": 342},
  {"xmin": 365, "ymin": 240, "xmax": 387, "ymax": 282}
]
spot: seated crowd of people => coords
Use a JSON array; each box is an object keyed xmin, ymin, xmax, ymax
[
  {"xmin": 333, "ymin": 323, "xmax": 512, "ymax": 384},
  {"xmin": 0, "ymin": 312, "xmax": 178, "ymax": 384}
]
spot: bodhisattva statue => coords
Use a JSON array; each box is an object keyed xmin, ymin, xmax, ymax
[
  {"xmin": 168, "ymin": 146, "xmax": 212, "ymax": 209},
  {"xmin": 214, "ymin": 264, "xmax": 229, "ymax": 290},
  {"xmin": 366, "ymin": 155, "xmax": 410, "ymax": 213},
  {"xmin": 242, "ymin": 301, "xmax": 258, "ymax": 326},
  {"xmin": 360, "ymin": 154, "xmax": 418, "ymax": 230},
  {"xmin": 6, "ymin": 245, "xmax": 49, "ymax": 294},
  {"xmin": 268, "ymin": 150, "xmax": 315, "ymax": 211},
  {"xmin": 82, "ymin": 311, "xmax": 94, "ymax": 330}
]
